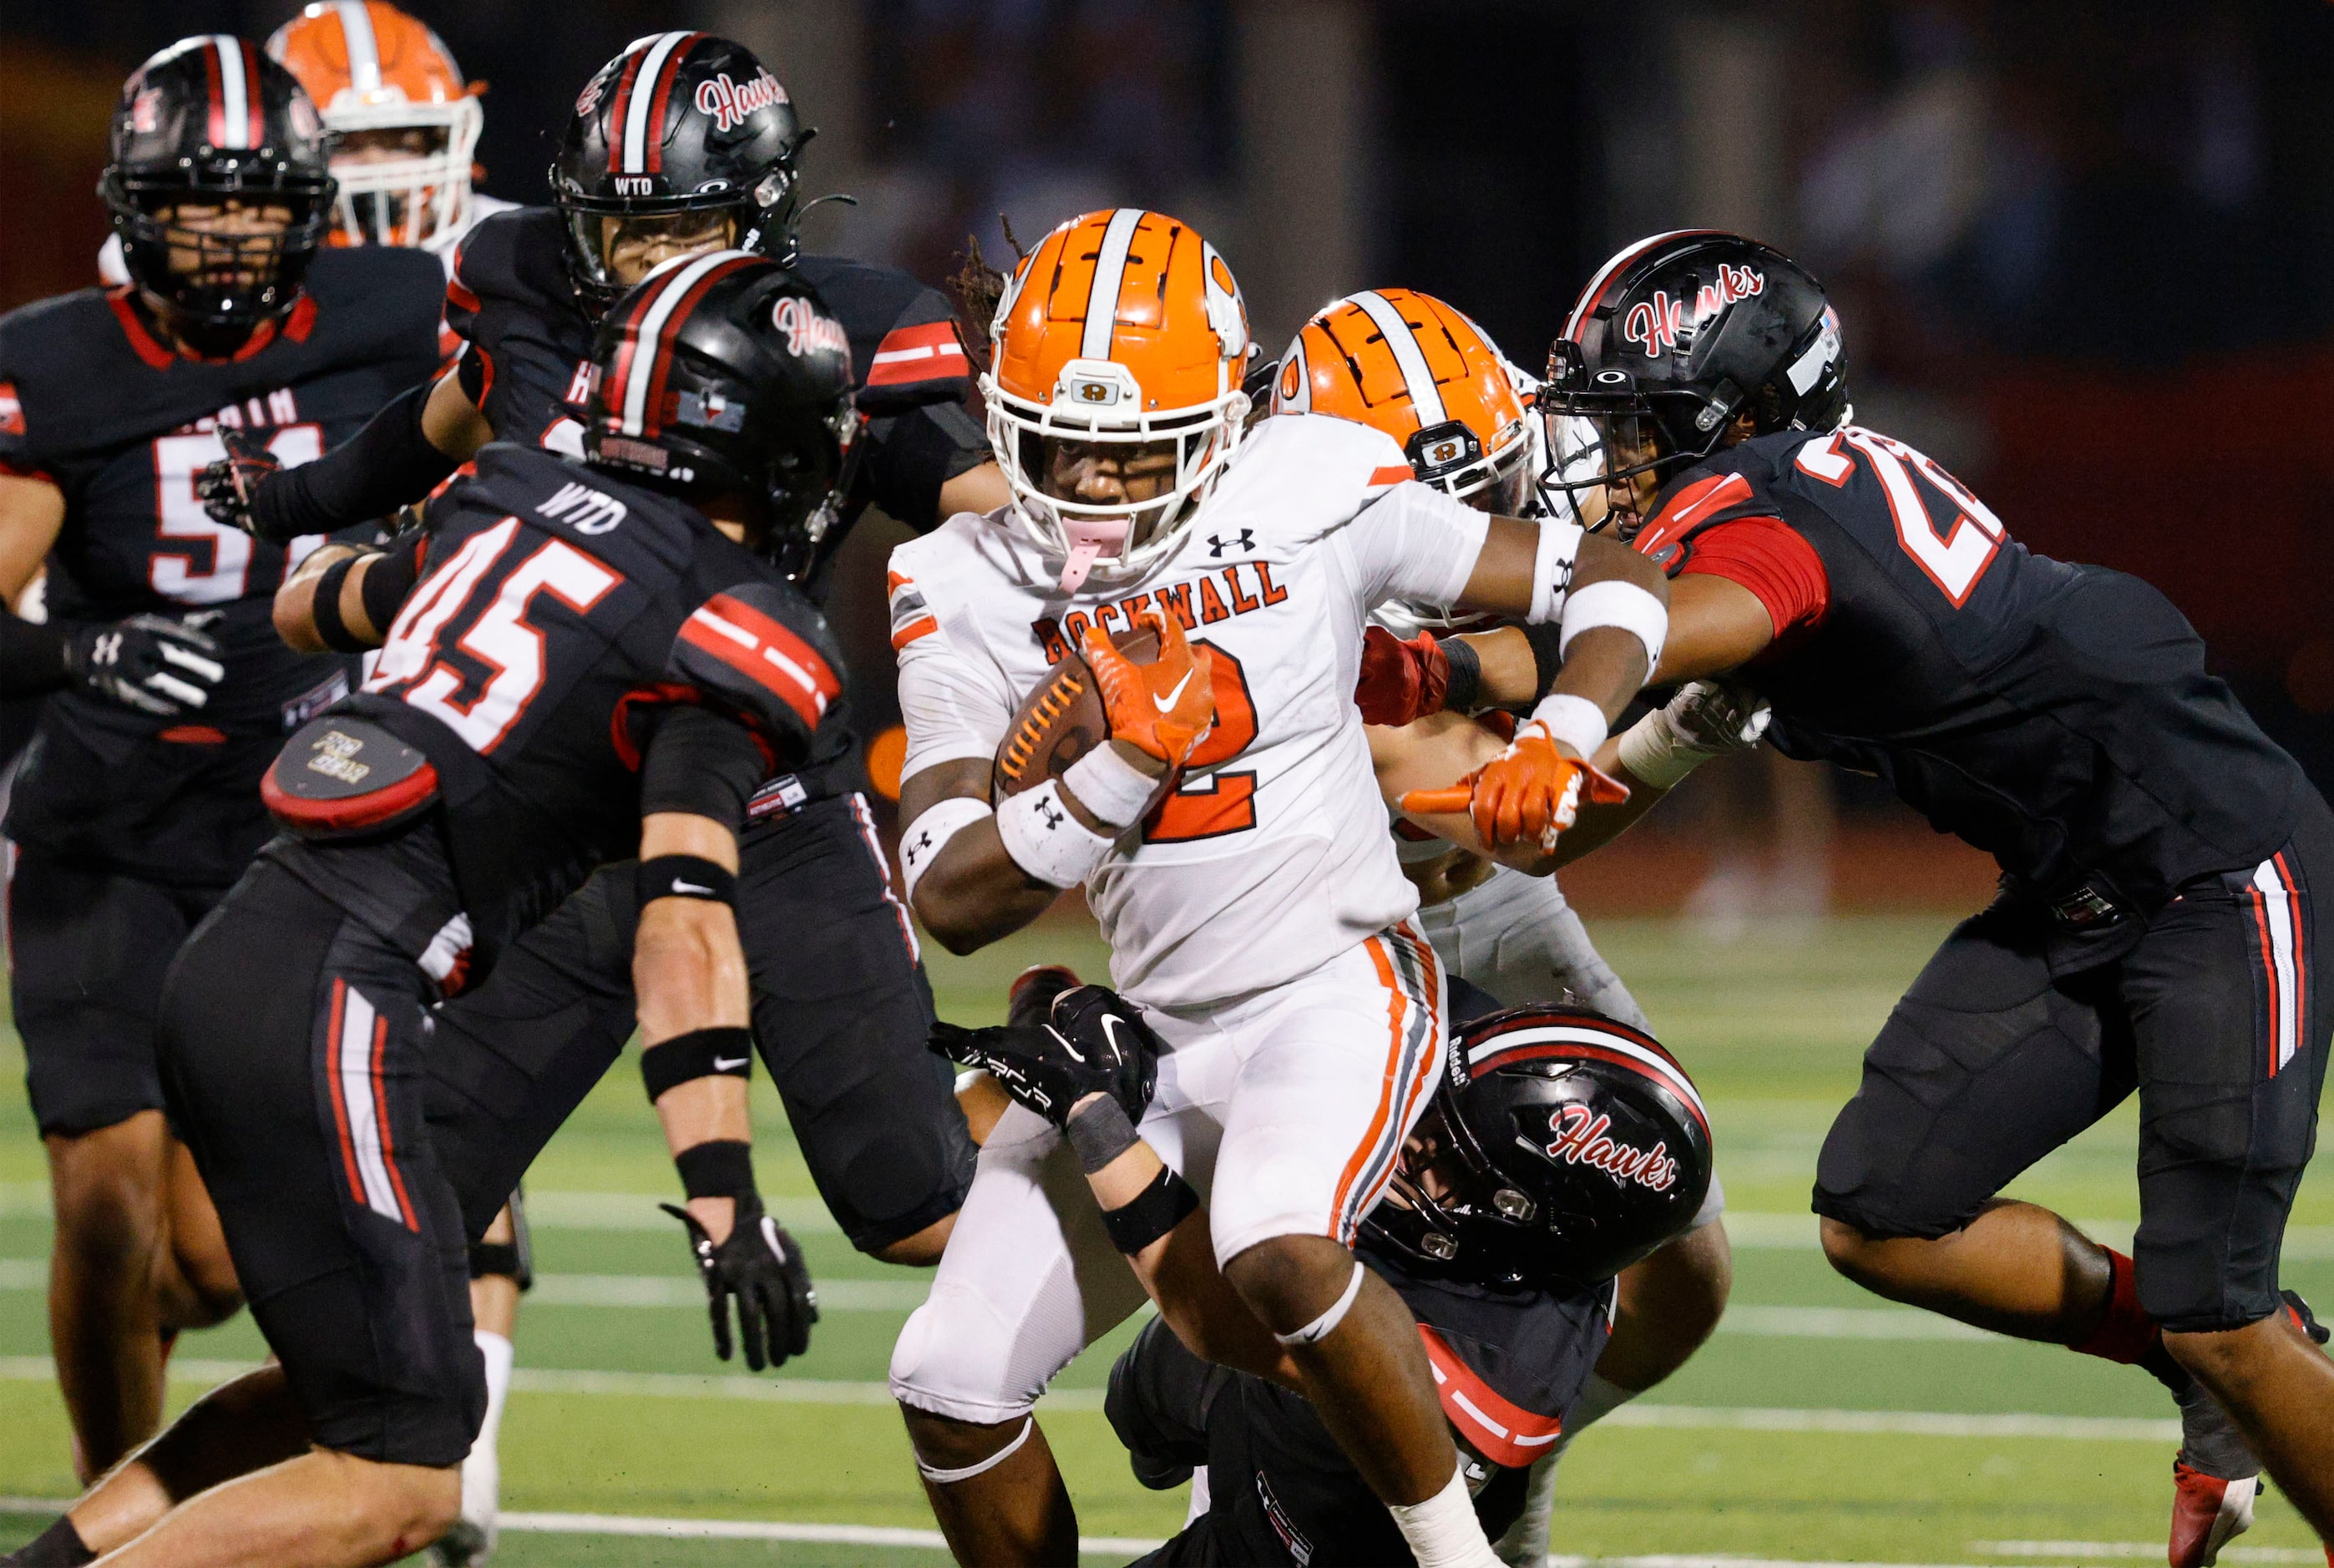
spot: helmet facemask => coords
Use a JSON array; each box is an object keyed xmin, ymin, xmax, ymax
[
  {"xmin": 986, "ymin": 355, "xmax": 1250, "ymax": 594},
  {"xmin": 323, "ymin": 94, "xmax": 482, "ymax": 250},
  {"xmin": 105, "ymin": 175, "xmax": 337, "ymax": 336}
]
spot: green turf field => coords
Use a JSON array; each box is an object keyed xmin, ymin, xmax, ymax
[{"xmin": 1, "ymin": 913, "xmax": 2326, "ymax": 1565}]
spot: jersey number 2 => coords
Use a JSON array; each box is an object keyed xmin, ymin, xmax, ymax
[
  {"xmin": 364, "ymin": 517, "xmax": 620, "ymax": 753},
  {"xmin": 1142, "ymin": 644, "xmax": 1262, "ymax": 844},
  {"xmin": 1796, "ymin": 427, "xmax": 2005, "ymax": 607},
  {"xmin": 150, "ymin": 425, "xmax": 323, "ymax": 604}
]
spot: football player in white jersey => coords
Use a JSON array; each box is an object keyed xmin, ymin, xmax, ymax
[
  {"xmin": 1279, "ymin": 287, "xmax": 1769, "ymax": 1563},
  {"xmin": 883, "ymin": 209, "xmax": 1669, "ymax": 1568}
]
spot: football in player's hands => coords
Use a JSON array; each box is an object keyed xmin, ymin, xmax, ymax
[
  {"xmin": 66, "ymin": 614, "xmax": 225, "ymax": 717},
  {"xmin": 661, "ymin": 1192, "xmax": 818, "ymax": 1372},
  {"xmin": 993, "ymin": 615, "xmax": 1208, "ymax": 812},
  {"xmin": 929, "ymin": 982, "xmax": 1161, "ymax": 1130},
  {"xmin": 195, "ymin": 428, "xmax": 284, "ymax": 537}
]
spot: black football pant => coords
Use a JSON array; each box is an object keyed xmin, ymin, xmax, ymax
[{"xmin": 1815, "ymin": 792, "xmax": 2334, "ymax": 1333}]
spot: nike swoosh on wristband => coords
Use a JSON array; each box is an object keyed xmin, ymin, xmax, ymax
[
  {"xmin": 712, "ymin": 1056, "xmax": 748, "ymax": 1071},
  {"xmin": 1152, "ymin": 670, "xmax": 1194, "ymax": 712},
  {"xmin": 672, "ymin": 879, "xmax": 714, "ymax": 895}
]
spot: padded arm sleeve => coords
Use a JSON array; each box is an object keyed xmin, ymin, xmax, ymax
[
  {"xmin": 1347, "ymin": 480, "xmax": 1495, "ymax": 609},
  {"xmin": 638, "ymin": 703, "xmax": 769, "ymax": 828},
  {"xmin": 666, "ymin": 581, "xmax": 846, "ymax": 766},
  {"xmin": 250, "ymin": 380, "xmax": 460, "ymax": 541}
]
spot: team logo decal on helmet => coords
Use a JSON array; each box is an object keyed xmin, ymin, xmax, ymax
[
  {"xmin": 583, "ymin": 253, "xmax": 858, "ymax": 579},
  {"xmin": 1619, "ymin": 262, "xmax": 1765, "ymax": 359},
  {"xmin": 100, "ymin": 36, "xmax": 338, "ymax": 336},
  {"xmin": 266, "ymin": 2, "xmax": 485, "ymax": 254},
  {"xmin": 983, "ymin": 208, "xmax": 1253, "ymax": 594}
]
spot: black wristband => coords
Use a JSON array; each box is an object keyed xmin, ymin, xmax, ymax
[
  {"xmin": 637, "ymin": 854, "xmax": 737, "ymax": 908},
  {"xmin": 310, "ymin": 554, "xmax": 367, "ymax": 652},
  {"xmin": 1066, "ymin": 1095, "xmax": 1142, "ymax": 1176},
  {"xmin": 1518, "ymin": 618, "xmax": 1567, "ymax": 701},
  {"xmin": 360, "ymin": 537, "xmax": 423, "ymax": 638},
  {"xmin": 0, "ymin": 610, "xmax": 71, "ymax": 698},
  {"xmin": 674, "ymin": 1138, "xmax": 756, "ymax": 1200},
  {"xmin": 1442, "ymin": 634, "xmax": 1483, "ymax": 714},
  {"xmin": 641, "ymin": 1025, "xmax": 755, "ymax": 1103},
  {"xmin": 1100, "ymin": 1164, "xmax": 1201, "ymax": 1255}
]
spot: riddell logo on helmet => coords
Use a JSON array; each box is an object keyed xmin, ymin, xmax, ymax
[
  {"xmin": 696, "ymin": 70, "xmax": 787, "ymax": 133},
  {"xmin": 772, "ymin": 296, "xmax": 849, "ymax": 360},
  {"xmin": 1621, "ymin": 265, "xmax": 1765, "ymax": 358},
  {"xmin": 1543, "ymin": 1104, "xmax": 1680, "ymax": 1192}
]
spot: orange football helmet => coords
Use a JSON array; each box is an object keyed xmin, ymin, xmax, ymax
[
  {"xmin": 984, "ymin": 208, "xmax": 1252, "ymax": 591},
  {"xmin": 1273, "ymin": 288, "xmax": 1537, "ymax": 515},
  {"xmin": 266, "ymin": 2, "xmax": 482, "ymax": 253}
]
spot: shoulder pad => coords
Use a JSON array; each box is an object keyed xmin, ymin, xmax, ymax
[
  {"xmin": 799, "ymin": 255, "xmax": 975, "ymax": 412},
  {"xmin": 669, "ymin": 579, "xmax": 847, "ymax": 752},
  {"xmin": 448, "ymin": 208, "xmax": 573, "ymax": 328},
  {"xmin": 1632, "ymin": 457, "xmax": 1785, "ymax": 571}
]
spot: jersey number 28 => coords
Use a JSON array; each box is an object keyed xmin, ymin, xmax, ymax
[{"xmin": 1796, "ymin": 427, "xmax": 2007, "ymax": 607}]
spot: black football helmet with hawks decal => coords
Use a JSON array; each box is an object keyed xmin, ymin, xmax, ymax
[
  {"xmin": 582, "ymin": 252, "xmax": 856, "ymax": 577},
  {"xmin": 100, "ymin": 36, "xmax": 337, "ymax": 336},
  {"xmin": 1543, "ymin": 230, "xmax": 1848, "ymax": 537},
  {"xmin": 1363, "ymin": 1004, "xmax": 1714, "ymax": 1292},
  {"xmin": 552, "ymin": 33, "xmax": 805, "ymax": 311}
]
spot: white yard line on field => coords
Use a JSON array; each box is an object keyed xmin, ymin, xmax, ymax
[
  {"xmin": 0, "ymin": 1357, "xmax": 2180, "ymax": 1439},
  {"xmin": 1972, "ymin": 1544, "xmax": 2324, "ymax": 1564}
]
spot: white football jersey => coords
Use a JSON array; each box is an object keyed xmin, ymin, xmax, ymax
[{"xmin": 890, "ymin": 412, "xmax": 1582, "ymax": 1008}]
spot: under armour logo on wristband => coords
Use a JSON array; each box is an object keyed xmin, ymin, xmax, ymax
[{"xmin": 1039, "ymin": 797, "xmax": 1066, "ymax": 830}]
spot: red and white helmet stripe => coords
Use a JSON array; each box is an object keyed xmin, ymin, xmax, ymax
[
  {"xmin": 1465, "ymin": 1017, "xmax": 1710, "ymax": 1136},
  {"xmin": 606, "ymin": 31, "xmax": 704, "ymax": 177},
  {"xmin": 200, "ymin": 35, "xmax": 266, "ymax": 151},
  {"xmin": 1561, "ymin": 228, "xmax": 1722, "ymax": 342},
  {"xmin": 600, "ymin": 249, "xmax": 761, "ymax": 437}
]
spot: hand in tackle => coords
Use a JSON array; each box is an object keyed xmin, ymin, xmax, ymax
[{"xmin": 1402, "ymin": 716, "xmax": 1630, "ymax": 852}]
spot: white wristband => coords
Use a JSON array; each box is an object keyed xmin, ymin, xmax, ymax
[
  {"xmin": 899, "ymin": 796, "xmax": 994, "ymax": 904},
  {"xmin": 1526, "ymin": 518, "xmax": 1582, "ymax": 625},
  {"xmin": 1613, "ymin": 710, "xmax": 1704, "ymax": 789},
  {"xmin": 1529, "ymin": 693, "xmax": 1609, "ymax": 761},
  {"xmin": 1558, "ymin": 579, "xmax": 1668, "ymax": 672},
  {"xmin": 1061, "ymin": 744, "xmax": 1158, "ymax": 828},
  {"xmin": 995, "ymin": 779, "xmax": 1115, "ymax": 890}
]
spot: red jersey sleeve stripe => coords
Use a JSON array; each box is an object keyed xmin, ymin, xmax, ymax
[
  {"xmin": 865, "ymin": 321, "xmax": 972, "ymax": 387},
  {"xmin": 891, "ymin": 615, "xmax": 939, "ymax": 651},
  {"xmin": 1633, "ymin": 471, "xmax": 1755, "ymax": 559},
  {"xmin": 1676, "ymin": 514, "xmax": 1830, "ymax": 641},
  {"xmin": 681, "ymin": 617, "xmax": 823, "ymax": 731},
  {"xmin": 701, "ymin": 594, "xmax": 842, "ymax": 703},
  {"xmin": 1418, "ymin": 1326, "xmax": 1566, "ymax": 1469}
]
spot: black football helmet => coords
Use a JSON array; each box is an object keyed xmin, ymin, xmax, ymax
[
  {"xmin": 100, "ymin": 37, "xmax": 337, "ymax": 336},
  {"xmin": 583, "ymin": 252, "xmax": 857, "ymax": 574},
  {"xmin": 1543, "ymin": 230, "xmax": 1848, "ymax": 536},
  {"xmin": 1362, "ymin": 1004, "xmax": 1713, "ymax": 1293},
  {"xmin": 552, "ymin": 33, "xmax": 805, "ymax": 312}
]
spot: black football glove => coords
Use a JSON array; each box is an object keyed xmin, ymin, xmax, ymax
[
  {"xmin": 930, "ymin": 983, "xmax": 1161, "ymax": 1130},
  {"xmin": 65, "ymin": 615, "xmax": 225, "ymax": 717},
  {"xmin": 195, "ymin": 428, "xmax": 285, "ymax": 538},
  {"xmin": 660, "ymin": 1191, "xmax": 817, "ymax": 1372}
]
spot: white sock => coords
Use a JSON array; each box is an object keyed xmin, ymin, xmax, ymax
[
  {"xmin": 463, "ymin": 1330, "xmax": 514, "ymax": 1530},
  {"xmin": 1491, "ymin": 1373, "xmax": 1637, "ymax": 1565},
  {"xmin": 1388, "ymin": 1461, "xmax": 1503, "ymax": 1568}
]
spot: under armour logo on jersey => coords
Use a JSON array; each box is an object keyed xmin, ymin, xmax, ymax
[
  {"xmin": 1207, "ymin": 529, "xmax": 1255, "ymax": 558},
  {"xmin": 92, "ymin": 632, "xmax": 123, "ymax": 667}
]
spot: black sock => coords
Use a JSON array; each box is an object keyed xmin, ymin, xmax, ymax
[{"xmin": 10, "ymin": 1515, "xmax": 95, "ymax": 1566}]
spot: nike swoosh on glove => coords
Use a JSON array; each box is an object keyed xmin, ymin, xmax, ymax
[
  {"xmin": 1082, "ymin": 609, "xmax": 1216, "ymax": 767},
  {"xmin": 661, "ymin": 1192, "xmax": 818, "ymax": 1372},
  {"xmin": 930, "ymin": 982, "xmax": 1160, "ymax": 1130},
  {"xmin": 66, "ymin": 614, "xmax": 225, "ymax": 717}
]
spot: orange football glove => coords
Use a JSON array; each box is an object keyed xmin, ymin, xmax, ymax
[
  {"xmin": 1400, "ymin": 720, "xmax": 1630, "ymax": 851},
  {"xmin": 1081, "ymin": 610, "xmax": 1217, "ymax": 768}
]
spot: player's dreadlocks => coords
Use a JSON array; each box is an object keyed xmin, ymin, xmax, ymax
[{"xmin": 947, "ymin": 215, "xmax": 1027, "ymax": 375}]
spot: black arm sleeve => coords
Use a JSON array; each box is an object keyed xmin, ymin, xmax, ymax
[
  {"xmin": 0, "ymin": 611, "xmax": 68, "ymax": 697},
  {"xmin": 358, "ymin": 534, "xmax": 426, "ymax": 637},
  {"xmin": 250, "ymin": 381, "xmax": 461, "ymax": 542},
  {"xmin": 638, "ymin": 704, "xmax": 770, "ymax": 829},
  {"xmin": 858, "ymin": 401, "xmax": 991, "ymax": 534}
]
